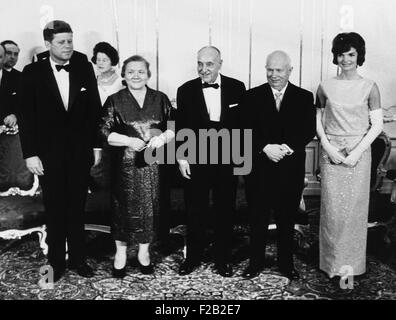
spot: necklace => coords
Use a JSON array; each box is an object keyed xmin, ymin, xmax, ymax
[{"xmin": 98, "ymin": 70, "xmax": 118, "ymax": 86}]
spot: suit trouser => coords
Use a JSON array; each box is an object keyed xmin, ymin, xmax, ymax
[
  {"xmin": 184, "ymin": 164, "xmax": 235, "ymax": 265},
  {"xmin": 248, "ymin": 177, "xmax": 302, "ymax": 272},
  {"xmin": 39, "ymin": 157, "xmax": 90, "ymax": 269}
]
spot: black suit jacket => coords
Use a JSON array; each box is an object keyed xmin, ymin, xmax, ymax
[
  {"xmin": 175, "ymin": 74, "xmax": 246, "ymax": 164},
  {"xmin": 0, "ymin": 68, "xmax": 20, "ymax": 121},
  {"xmin": 242, "ymin": 82, "xmax": 316, "ymax": 191},
  {"xmin": 17, "ymin": 52, "xmax": 101, "ymax": 169}
]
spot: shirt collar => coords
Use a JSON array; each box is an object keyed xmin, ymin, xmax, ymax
[
  {"xmin": 4, "ymin": 67, "xmax": 12, "ymax": 72},
  {"xmin": 202, "ymin": 73, "xmax": 221, "ymax": 86},
  {"xmin": 49, "ymin": 57, "xmax": 70, "ymax": 72},
  {"xmin": 270, "ymin": 82, "xmax": 288, "ymax": 96}
]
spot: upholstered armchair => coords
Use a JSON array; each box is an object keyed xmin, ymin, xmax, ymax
[{"xmin": 0, "ymin": 127, "xmax": 47, "ymax": 255}]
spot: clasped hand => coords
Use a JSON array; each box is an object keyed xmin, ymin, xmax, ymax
[
  {"xmin": 263, "ymin": 144, "xmax": 291, "ymax": 162},
  {"xmin": 325, "ymin": 144, "xmax": 362, "ymax": 167}
]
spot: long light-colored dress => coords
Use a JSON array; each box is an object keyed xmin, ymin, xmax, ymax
[{"xmin": 319, "ymin": 77, "xmax": 379, "ymax": 278}]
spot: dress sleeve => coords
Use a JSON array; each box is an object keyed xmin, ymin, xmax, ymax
[
  {"xmin": 100, "ymin": 96, "xmax": 116, "ymax": 142},
  {"xmin": 161, "ymin": 93, "xmax": 175, "ymax": 132}
]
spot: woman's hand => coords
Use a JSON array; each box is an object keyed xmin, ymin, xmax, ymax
[
  {"xmin": 147, "ymin": 135, "xmax": 166, "ymax": 149},
  {"xmin": 128, "ymin": 137, "xmax": 146, "ymax": 151},
  {"xmin": 343, "ymin": 149, "xmax": 363, "ymax": 167},
  {"xmin": 323, "ymin": 144, "xmax": 346, "ymax": 164}
]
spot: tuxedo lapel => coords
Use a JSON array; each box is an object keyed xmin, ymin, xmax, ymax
[
  {"xmin": 194, "ymin": 78, "xmax": 210, "ymax": 122},
  {"xmin": 263, "ymin": 83, "xmax": 279, "ymax": 115},
  {"xmin": 68, "ymin": 65, "xmax": 80, "ymax": 112},
  {"xmin": 278, "ymin": 82, "xmax": 293, "ymax": 116},
  {"xmin": 41, "ymin": 60, "xmax": 66, "ymax": 113},
  {"xmin": 220, "ymin": 75, "xmax": 228, "ymax": 123}
]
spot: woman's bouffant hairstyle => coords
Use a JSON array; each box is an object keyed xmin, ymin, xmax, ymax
[
  {"xmin": 91, "ymin": 42, "xmax": 119, "ymax": 66},
  {"xmin": 332, "ymin": 32, "xmax": 366, "ymax": 66},
  {"xmin": 121, "ymin": 55, "xmax": 151, "ymax": 78}
]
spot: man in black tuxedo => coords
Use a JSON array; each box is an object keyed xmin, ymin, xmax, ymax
[
  {"xmin": 175, "ymin": 46, "xmax": 246, "ymax": 277},
  {"xmin": 17, "ymin": 20, "xmax": 102, "ymax": 282},
  {"xmin": 241, "ymin": 50, "xmax": 316, "ymax": 281},
  {"xmin": 0, "ymin": 44, "xmax": 19, "ymax": 129}
]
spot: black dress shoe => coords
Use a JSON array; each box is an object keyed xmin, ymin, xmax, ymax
[
  {"xmin": 69, "ymin": 262, "xmax": 95, "ymax": 278},
  {"xmin": 178, "ymin": 260, "xmax": 200, "ymax": 276},
  {"xmin": 137, "ymin": 259, "xmax": 154, "ymax": 275},
  {"xmin": 112, "ymin": 266, "xmax": 126, "ymax": 279},
  {"xmin": 280, "ymin": 268, "xmax": 300, "ymax": 281},
  {"xmin": 242, "ymin": 264, "xmax": 262, "ymax": 279},
  {"xmin": 215, "ymin": 263, "xmax": 233, "ymax": 277}
]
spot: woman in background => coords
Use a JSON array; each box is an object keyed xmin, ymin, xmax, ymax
[
  {"xmin": 91, "ymin": 42, "xmax": 124, "ymax": 189},
  {"xmin": 100, "ymin": 55, "xmax": 174, "ymax": 278},
  {"xmin": 91, "ymin": 42, "xmax": 124, "ymax": 105},
  {"xmin": 316, "ymin": 32, "xmax": 383, "ymax": 281}
]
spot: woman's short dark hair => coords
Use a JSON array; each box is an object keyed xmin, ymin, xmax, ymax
[
  {"xmin": 121, "ymin": 55, "xmax": 151, "ymax": 78},
  {"xmin": 91, "ymin": 42, "xmax": 119, "ymax": 66},
  {"xmin": 43, "ymin": 20, "xmax": 73, "ymax": 42},
  {"xmin": 332, "ymin": 32, "xmax": 366, "ymax": 66}
]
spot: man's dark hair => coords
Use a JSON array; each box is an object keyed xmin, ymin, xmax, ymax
[
  {"xmin": 332, "ymin": 32, "xmax": 366, "ymax": 66},
  {"xmin": 43, "ymin": 20, "xmax": 73, "ymax": 42},
  {"xmin": 0, "ymin": 40, "xmax": 19, "ymax": 48}
]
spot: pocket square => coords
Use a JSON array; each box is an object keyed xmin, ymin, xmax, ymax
[
  {"xmin": 12, "ymin": 92, "xmax": 17, "ymax": 95},
  {"xmin": 229, "ymin": 103, "xmax": 238, "ymax": 108},
  {"xmin": 80, "ymin": 87, "xmax": 87, "ymax": 92}
]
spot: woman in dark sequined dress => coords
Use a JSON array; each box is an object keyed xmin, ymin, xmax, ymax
[{"xmin": 100, "ymin": 55, "xmax": 174, "ymax": 277}]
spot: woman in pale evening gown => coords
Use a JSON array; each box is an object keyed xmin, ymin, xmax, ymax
[
  {"xmin": 91, "ymin": 42, "xmax": 124, "ymax": 189},
  {"xmin": 100, "ymin": 55, "xmax": 174, "ymax": 278},
  {"xmin": 316, "ymin": 32, "xmax": 383, "ymax": 280}
]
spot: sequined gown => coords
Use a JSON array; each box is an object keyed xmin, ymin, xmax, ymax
[
  {"xmin": 319, "ymin": 77, "xmax": 379, "ymax": 277},
  {"xmin": 100, "ymin": 87, "xmax": 172, "ymax": 245}
]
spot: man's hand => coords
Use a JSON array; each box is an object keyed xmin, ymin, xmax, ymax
[
  {"xmin": 262, "ymin": 144, "xmax": 288, "ymax": 162},
  {"xmin": 128, "ymin": 137, "xmax": 146, "ymax": 151},
  {"xmin": 25, "ymin": 156, "xmax": 44, "ymax": 176},
  {"xmin": 177, "ymin": 159, "xmax": 191, "ymax": 179},
  {"xmin": 147, "ymin": 135, "xmax": 166, "ymax": 149},
  {"xmin": 93, "ymin": 148, "xmax": 102, "ymax": 166},
  {"xmin": 3, "ymin": 114, "xmax": 17, "ymax": 127}
]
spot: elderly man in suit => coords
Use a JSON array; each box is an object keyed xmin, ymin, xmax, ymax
[
  {"xmin": 175, "ymin": 46, "xmax": 246, "ymax": 277},
  {"xmin": 17, "ymin": 20, "xmax": 102, "ymax": 282},
  {"xmin": 241, "ymin": 50, "xmax": 316, "ymax": 281}
]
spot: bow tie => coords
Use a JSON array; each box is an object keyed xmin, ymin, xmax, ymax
[
  {"xmin": 55, "ymin": 64, "xmax": 71, "ymax": 72},
  {"xmin": 202, "ymin": 82, "xmax": 219, "ymax": 89}
]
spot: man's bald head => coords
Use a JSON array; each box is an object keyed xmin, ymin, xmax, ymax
[
  {"xmin": 265, "ymin": 50, "xmax": 293, "ymax": 91},
  {"xmin": 197, "ymin": 46, "xmax": 222, "ymax": 83}
]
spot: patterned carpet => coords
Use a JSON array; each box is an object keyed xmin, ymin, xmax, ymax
[{"xmin": 1, "ymin": 196, "xmax": 396, "ymax": 300}]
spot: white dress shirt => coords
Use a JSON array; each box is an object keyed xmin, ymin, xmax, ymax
[
  {"xmin": 0, "ymin": 69, "xmax": 3, "ymax": 85},
  {"xmin": 49, "ymin": 58, "xmax": 70, "ymax": 110},
  {"xmin": 202, "ymin": 75, "xmax": 221, "ymax": 122}
]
